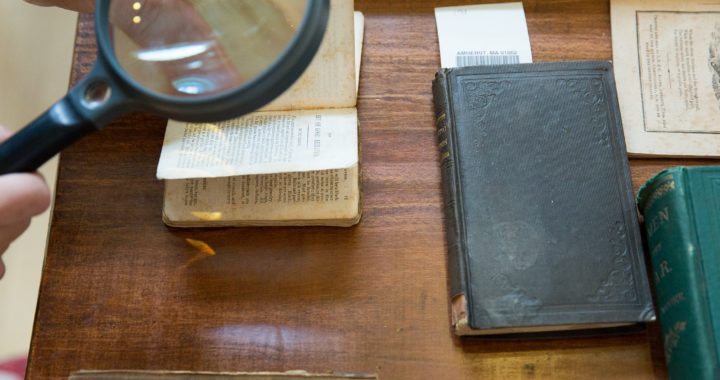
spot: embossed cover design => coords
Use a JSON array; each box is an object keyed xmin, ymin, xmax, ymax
[{"xmin": 432, "ymin": 61, "xmax": 655, "ymax": 335}]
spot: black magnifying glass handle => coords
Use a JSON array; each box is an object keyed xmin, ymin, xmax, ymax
[
  {"xmin": 0, "ymin": 96, "xmax": 97, "ymax": 175},
  {"xmin": 0, "ymin": 0, "xmax": 329, "ymax": 175}
]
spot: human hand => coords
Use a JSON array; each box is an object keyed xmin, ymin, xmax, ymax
[
  {"xmin": 0, "ymin": 128, "xmax": 51, "ymax": 279},
  {"xmin": 23, "ymin": 0, "xmax": 94, "ymax": 13}
]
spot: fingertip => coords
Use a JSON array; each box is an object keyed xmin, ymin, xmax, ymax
[
  {"xmin": 14, "ymin": 173, "xmax": 51, "ymax": 216},
  {"xmin": 29, "ymin": 174, "xmax": 52, "ymax": 215},
  {"xmin": 14, "ymin": 218, "xmax": 32, "ymax": 237},
  {"xmin": 0, "ymin": 173, "xmax": 52, "ymax": 218}
]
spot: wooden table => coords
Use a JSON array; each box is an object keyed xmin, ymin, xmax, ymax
[{"xmin": 27, "ymin": 1, "xmax": 717, "ymax": 379}]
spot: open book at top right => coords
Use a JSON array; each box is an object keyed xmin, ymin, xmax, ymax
[{"xmin": 611, "ymin": 0, "xmax": 720, "ymax": 157}]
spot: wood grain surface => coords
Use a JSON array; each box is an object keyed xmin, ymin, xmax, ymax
[{"xmin": 27, "ymin": 1, "xmax": 717, "ymax": 379}]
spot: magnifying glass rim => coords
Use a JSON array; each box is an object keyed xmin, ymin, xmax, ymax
[{"xmin": 93, "ymin": 0, "xmax": 328, "ymax": 116}]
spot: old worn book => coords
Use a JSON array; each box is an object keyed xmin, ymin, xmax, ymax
[
  {"xmin": 611, "ymin": 0, "xmax": 720, "ymax": 156},
  {"xmin": 156, "ymin": 2, "xmax": 363, "ymax": 227},
  {"xmin": 637, "ymin": 166, "xmax": 720, "ymax": 380},
  {"xmin": 69, "ymin": 370, "xmax": 376, "ymax": 380},
  {"xmin": 432, "ymin": 61, "xmax": 656, "ymax": 336}
]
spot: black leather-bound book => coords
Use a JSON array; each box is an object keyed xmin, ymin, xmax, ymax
[{"xmin": 432, "ymin": 61, "xmax": 655, "ymax": 336}]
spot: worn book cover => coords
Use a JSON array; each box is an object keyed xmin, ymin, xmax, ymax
[
  {"xmin": 432, "ymin": 61, "xmax": 655, "ymax": 335},
  {"xmin": 69, "ymin": 370, "xmax": 377, "ymax": 380},
  {"xmin": 157, "ymin": 2, "xmax": 364, "ymax": 227},
  {"xmin": 611, "ymin": 0, "xmax": 720, "ymax": 156},
  {"xmin": 637, "ymin": 166, "xmax": 720, "ymax": 379}
]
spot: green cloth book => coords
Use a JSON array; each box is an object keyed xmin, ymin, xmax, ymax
[{"xmin": 637, "ymin": 166, "xmax": 720, "ymax": 379}]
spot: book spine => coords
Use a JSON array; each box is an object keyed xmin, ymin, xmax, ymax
[
  {"xmin": 432, "ymin": 71, "xmax": 466, "ymax": 305},
  {"xmin": 638, "ymin": 168, "xmax": 720, "ymax": 380}
]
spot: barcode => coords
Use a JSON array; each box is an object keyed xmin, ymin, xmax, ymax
[{"xmin": 456, "ymin": 54, "xmax": 520, "ymax": 67}]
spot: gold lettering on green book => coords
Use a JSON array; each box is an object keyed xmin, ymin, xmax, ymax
[
  {"xmin": 646, "ymin": 205, "xmax": 670, "ymax": 238},
  {"xmin": 650, "ymin": 242, "xmax": 663, "ymax": 257},
  {"xmin": 660, "ymin": 291, "xmax": 686, "ymax": 314},
  {"xmin": 664, "ymin": 320, "xmax": 687, "ymax": 364},
  {"xmin": 654, "ymin": 259, "xmax": 673, "ymax": 284},
  {"xmin": 644, "ymin": 178, "xmax": 676, "ymax": 210}
]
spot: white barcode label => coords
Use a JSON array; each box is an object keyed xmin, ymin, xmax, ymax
[
  {"xmin": 456, "ymin": 53, "xmax": 520, "ymax": 67},
  {"xmin": 435, "ymin": 3, "xmax": 532, "ymax": 68}
]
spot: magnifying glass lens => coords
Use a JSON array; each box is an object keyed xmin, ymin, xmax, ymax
[
  {"xmin": 0, "ymin": 0, "xmax": 328, "ymax": 175},
  {"xmin": 109, "ymin": 0, "xmax": 308, "ymax": 97}
]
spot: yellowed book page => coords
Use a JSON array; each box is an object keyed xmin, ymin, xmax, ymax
[
  {"xmin": 612, "ymin": 0, "xmax": 720, "ymax": 156},
  {"xmin": 157, "ymin": 9, "xmax": 364, "ymax": 180},
  {"xmin": 163, "ymin": 165, "xmax": 359, "ymax": 226},
  {"xmin": 157, "ymin": 108, "xmax": 358, "ymax": 179},
  {"xmin": 261, "ymin": 0, "xmax": 356, "ymax": 111}
]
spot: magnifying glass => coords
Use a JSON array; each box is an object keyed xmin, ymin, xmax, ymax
[{"xmin": 0, "ymin": 0, "xmax": 329, "ymax": 175}]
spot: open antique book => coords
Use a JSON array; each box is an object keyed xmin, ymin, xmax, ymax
[
  {"xmin": 156, "ymin": 1, "xmax": 363, "ymax": 227},
  {"xmin": 69, "ymin": 370, "xmax": 376, "ymax": 380}
]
